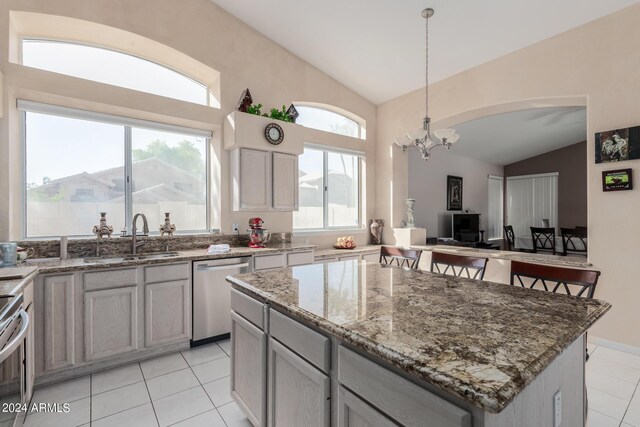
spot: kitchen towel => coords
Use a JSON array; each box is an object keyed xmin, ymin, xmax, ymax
[{"xmin": 207, "ymin": 244, "xmax": 230, "ymax": 254}]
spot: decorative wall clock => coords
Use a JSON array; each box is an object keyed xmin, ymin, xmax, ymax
[{"xmin": 265, "ymin": 123, "xmax": 284, "ymax": 145}]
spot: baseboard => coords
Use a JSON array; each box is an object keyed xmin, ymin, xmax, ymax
[{"xmin": 588, "ymin": 336, "xmax": 640, "ymax": 356}]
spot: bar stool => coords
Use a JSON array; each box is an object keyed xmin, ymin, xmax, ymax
[
  {"xmin": 379, "ymin": 246, "xmax": 422, "ymax": 269},
  {"xmin": 430, "ymin": 252, "xmax": 489, "ymax": 280}
]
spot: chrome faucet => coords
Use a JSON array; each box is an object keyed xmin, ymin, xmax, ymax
[{"xmin": 132, "ymin": 213, "xmax": 149, "ymax": 254}]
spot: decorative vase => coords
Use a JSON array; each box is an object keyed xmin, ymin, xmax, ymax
[
  {"xmin": 92, "ymin": 212, "xmax": 113, "ymax": 239},
  {"xmin": 368, "ymin": 219, "xmax": 385, "ymax": 245},
  {"xmin": 160, "ymin": 212, "xmax": 176, "ymax": 236},
  {"xmin": 406, "ymin": 199, "xmax": 416, "ymax": 228}
]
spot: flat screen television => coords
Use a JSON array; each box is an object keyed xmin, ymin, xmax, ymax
[{"xmin": 452, "ymin": 213, "xmax": 480, "ymax": 242}]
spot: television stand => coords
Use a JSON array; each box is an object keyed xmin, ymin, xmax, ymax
[{"xmin": 435, "ymin": 238, "xmax": 501, "ymax": 250}]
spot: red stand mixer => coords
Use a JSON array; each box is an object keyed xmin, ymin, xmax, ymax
[{"xmin": 248, "ymin": 217, "xmax": 270, "ymax": 248}]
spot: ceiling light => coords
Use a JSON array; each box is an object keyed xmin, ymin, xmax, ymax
[{"xmin": 394, "ymin": 8, "xmax": 460, "ymax": 161}]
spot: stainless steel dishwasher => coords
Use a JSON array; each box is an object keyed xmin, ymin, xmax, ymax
[{"xmin": 192, "ymin": 257, "xmax": 252, "ymax": 346}]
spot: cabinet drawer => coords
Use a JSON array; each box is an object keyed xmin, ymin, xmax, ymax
[
  {"xmin": 270, "ymin": 309, "xmax": 330, "ymax": 373},
  {"xmin": 362, "ymin": 252, "xmax": 380, "ymax": 263},
  {"xmin": 83, "ymin": 268, "xmax": 137, "ymax": 291},
  {"xmin": 254, "ymin": 254, "xmax": 286, "ymax": 271},
  {"xmin": 231, "ymin": 288, "xmax": 266, "ymax": 330},
  {"xmin": 338, "ymin": 255, "xmax": 360, "ymax": 261},
  {"xmin": 144, "ymin": 262, "xmax": 190, "ymax": 283},
  {"xmin": 338, "ymin": 346, "xmax": 471, "ymax": 427},
  {"xmin": 287, "ymin": 251, "xmax": 314, "ymax": 266}
]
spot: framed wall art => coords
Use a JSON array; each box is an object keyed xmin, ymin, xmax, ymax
[
  {"xmin": 602, "ymin": 168, "xmax": 633, "ymax": 192},
  {"xmin": 447, "ymin": 175, "xmax": 463, "ymax": 210},
  {"xmin": 595, "ymin": 126, "xmax": 640, "ymax": 163}
]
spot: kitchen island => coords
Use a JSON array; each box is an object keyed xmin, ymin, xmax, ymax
[{"xmin": 226, "ymin": 259, "xmax": 610, "ymax": 427}]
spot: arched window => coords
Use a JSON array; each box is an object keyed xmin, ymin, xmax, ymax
[
  {"xmin": 22, "ymin": 39, "xmax": 212, "ymax": 106},
  {"xmin": 294, "ymin": 103, "xmax": 366, "ymax": 139}
]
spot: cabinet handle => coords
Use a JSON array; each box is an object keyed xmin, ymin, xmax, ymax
[{"xmin": 196, "ymin": 263, "xmax": 250, "ymax": 272}]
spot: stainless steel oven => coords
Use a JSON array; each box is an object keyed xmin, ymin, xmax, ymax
[{"xmin": 0, "ymin": 295, "xmax": 29, "ymax": 426}]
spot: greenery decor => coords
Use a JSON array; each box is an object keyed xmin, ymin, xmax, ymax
[{"xmin": 245, "ymin": 103, "xmax": 293, "ymax": 123}]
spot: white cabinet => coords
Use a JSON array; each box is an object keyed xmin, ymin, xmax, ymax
[
  {"xmin": 231, "ymin": 310, "xmax": 267, "ymax": 427},
  {"xmin": 231, "ymin": 148, "xmax": 299, "ymax": 212},
  {"xmin": 42, "ymin": 274, "xmax": 76, "ymax": 371},
  {"xmin": 272, "ymin": 152, "xmax": 298, "ymax": 211},
  {"xmin": 144, "ymin": 280, "xmax": 190, "ymax": 347},
  {"xmin": 232, "ymin": 148, "xmax": 271, "ymax": 211},
  {"xmin": 338, "ymin": 387, "xmax": 397, "ymax": 427},
  {"xmin": 268, "ymin": 338, "xmax": 330, "ymax": 427},
  {"xmin": 84, "ymin": 286, "xmax": 138, "ymax": 361}
]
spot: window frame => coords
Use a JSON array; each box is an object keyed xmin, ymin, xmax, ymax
[
  {"xmin": 20, "ymin": 37, "xmax": 215, "ymax": 107},
  {"xmin": 19, "ymin": 101, "xmax": 212, "ymax": 238},
  {"xmin": 293, "ymin": 143, "xmax": 364, "ymax": 232},
  {"xmin": 487, "ymin": 175, "xmax": 504, "ymax": 240},
  {"xmin": 293, "ymin": 103, "xmax": 366, "ymax": 140}
]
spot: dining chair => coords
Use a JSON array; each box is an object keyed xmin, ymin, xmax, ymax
[
  {"xmin": 379, "ymin": 246, "xmax": 422, "ymax": 269},
  {"xmin": 530, "ymin": 227, "xmax": 557, "ymax": 255},
  {"xmin": 430, "ymin": 251, "xmax": 489, "ymax": 280},
  {"xmin": 503, "ymin": 225, "xmax": 533, "ymax": 252},
  {"xmin": 561, "ymin": 227, "xmax": 588, "ymax": 257}
]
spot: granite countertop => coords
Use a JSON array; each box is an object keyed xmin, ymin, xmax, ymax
[
  {"xmin": 0, "ymin": 267, "xmax": 39, "ymax": 296},
  {"xmin": 227, "ymin": 261, "xmax": 610, "ymax": 413},
  {"xmin": 314, "ymin": 244, "xmax": 381, "ymax": 260},
  {"xmin": 415, "ymin": 245, "xmax": 592, "ymax": 269},
  {"xmin": 24, "ymin": 244, "xmax": 316, "ymax": 274}
]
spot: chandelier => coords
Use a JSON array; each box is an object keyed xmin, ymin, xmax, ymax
[{"xmin": 394, "ymin": 8, "xmax": 460, "ymax": 161}]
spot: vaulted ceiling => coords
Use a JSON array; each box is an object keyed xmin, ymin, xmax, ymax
[{"xmin": 211, "ymin": 0, "xmax": 639, "ymax": 104}]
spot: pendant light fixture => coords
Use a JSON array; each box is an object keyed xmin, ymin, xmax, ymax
[{"xmin": 394, "ymin": 8, "xmax": 460, "ymax": 161}]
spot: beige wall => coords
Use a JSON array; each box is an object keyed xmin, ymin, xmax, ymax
[
  {"xmin": 376, "ymin": 4, "xmax": 640, "ymax": 347},
  {"xmin": 0, "ymin": 0, "xmax": 376, "ymax": 241},
  {"xmin": 408, "ymin": 149, "xmax": 503, "ymax": 238}
]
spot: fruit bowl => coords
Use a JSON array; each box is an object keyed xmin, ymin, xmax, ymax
[
  {"xmin": 335, "ymin": 236, "xmax": 356, "ymax": 249},
  {"xmin": 334, "ymin": 244, "xmax": 357, "ymax": 250}
]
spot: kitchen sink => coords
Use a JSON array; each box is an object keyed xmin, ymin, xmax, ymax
[{"xmin": 83, "ymin": 252, "xmax": 180, "ymax": 264}]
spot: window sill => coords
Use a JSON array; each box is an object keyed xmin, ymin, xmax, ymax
[{"xmin": 293, "ymin": 228, "xmax": 368, "ymax": 237}]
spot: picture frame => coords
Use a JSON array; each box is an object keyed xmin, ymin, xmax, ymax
[
  {"xmin": 447, "ymin": 175, "xmax": 463, "ymax": 210},
  {"xmin": 595, "ymin": 126, "xmax": 640, "ymax": 163},
  {"xmin": 602, "ymin": 168, "xmax": 633, "ymax": 192}
]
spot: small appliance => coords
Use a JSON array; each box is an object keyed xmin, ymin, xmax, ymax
[{"xmin": 248, "ymin": 217, "xmax": 270, "ymax": 248}]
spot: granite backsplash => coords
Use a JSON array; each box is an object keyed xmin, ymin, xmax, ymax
[{"xmin": 18, "ymin": 232, "xmax": 291, "ymax": 259}]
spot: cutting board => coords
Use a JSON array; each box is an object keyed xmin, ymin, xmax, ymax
[{"xmin": 0, "ymin": 266, "xmax": 37, "ymax": 280}]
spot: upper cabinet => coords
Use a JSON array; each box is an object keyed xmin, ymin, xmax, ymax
[
  {"xmin": 226, "ymin": 112, "xmax": 302, "ymax": 212},
  {"xmin": 224, "ymin": 112, "xmax": 304, "ymax": 156}
]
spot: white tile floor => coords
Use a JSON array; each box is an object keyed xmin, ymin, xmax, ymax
[
  {"xmin": 21, "ymin": 340, "xmax": 640, "ymax": 426},
  {"xmin": 586, "ymin": 343, "xmax": 640, "ymax": 427},
  {"xmin": 24, "ymin": 339, "xmax": 251, "ymax": 427}
]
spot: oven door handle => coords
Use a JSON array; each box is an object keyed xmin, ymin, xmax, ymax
[{"xmin": 0, "ymin": 310, "xmax": 29, "ymax": 365}]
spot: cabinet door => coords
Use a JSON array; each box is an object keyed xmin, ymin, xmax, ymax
[
  {"xmin": 84, "ymin": 287, "xmax": 138, "ymax": 361},
  {"xmin": 231, "ymin": 311, "xmax": 267, "ymax": 427},
  {"xmin": 272, "ymin": 152, "xmax": 298, "ymax": 211},
  {"xmin": 268, "ymin": 338, "xmax": 330, "ymax": 427},
  {"xmin": 43, "ymin": 274, "xmax": 75, "ymax": 371},
  {"xmin": 144, "ymin": 280, "xmax": 191, "ymax": 347},
  {"xmin": 238, "ymin": 148, "xmax": 271, "ymax": 210},
  {"xmin": 338, "ymin": 387, "xmax": 398, "ymax": 427}
]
